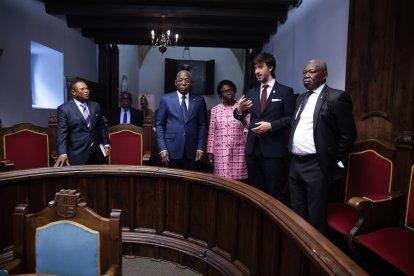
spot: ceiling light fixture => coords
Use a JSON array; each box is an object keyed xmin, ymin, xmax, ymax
[{"xmin": 151, "ymin": 15, "xmax": 178, "ymax": 55}]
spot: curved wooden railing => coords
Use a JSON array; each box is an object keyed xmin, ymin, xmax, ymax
[{"xmin": 0, "ymin": 166, "xmax": 366, "ymax": 275}]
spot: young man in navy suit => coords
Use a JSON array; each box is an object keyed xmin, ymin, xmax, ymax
[
  {"xmin": 234, "ymin": 52, "xmax": 296, "ymax": 203},
  {"xmin": 288, "ymin": 59, "xmax": 356, "ymax": 233},
  {"xmin": 55, "ymin": 78, "xmax": 110, "ymax": 166},
  {"xmin": 156, "ymin": 70, "xmax": 207, "ymax": 170}
]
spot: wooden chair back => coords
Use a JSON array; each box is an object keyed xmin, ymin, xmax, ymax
[
  {"xmin": 6, "ymin": 189, "xmax": 121, "ymax": 276},
  {"xmin": 1, "ymin": 123, "xmax": 49, "ymax": 170},
  {"xmin": 108, "ymin": 124, "xmax": 145, "ymax": 165}
]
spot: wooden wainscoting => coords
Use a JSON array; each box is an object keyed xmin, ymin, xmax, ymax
[{"xmin": 0, "ymin": 166, "xmax": 366, "ymax": 275}]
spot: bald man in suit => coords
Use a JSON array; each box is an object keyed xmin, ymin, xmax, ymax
[
  {"xmin": 288, "ymin": 59, "xmax": 356, "ymax": 233},
  {"xmin": 156, "ymin": 70, "xmax": 207, "ymax": 170}
]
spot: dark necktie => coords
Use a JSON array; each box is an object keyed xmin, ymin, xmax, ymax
[
  {"xmin": 289, "ymin": 90, "xmax": 313, "ymax": 152},
  {"xmin": 260, "ymin": 85, "xmax": 269, "ymax": 112},
  {"xmin": 123, "ymin": 108, "xmax": 128, "ymax": 124},
  {"xmin": 181, "ymin": 95, "xmax": 187, "ymax": 119},
  {"xmin": 295, "ymin": 90, "xmax": 313, "ymax": 120},
  {"xmin": 81, "ymin": 103, "xmax": 91, "ymax": 126}
]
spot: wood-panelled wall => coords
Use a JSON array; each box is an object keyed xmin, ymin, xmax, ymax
[
  {"xmin": 0, "ymin": 166, "xmax": 366, "ymax": 275},
  {"xmin": 347, "ymin": 0, "xmax": 414, "ymax": 147}
]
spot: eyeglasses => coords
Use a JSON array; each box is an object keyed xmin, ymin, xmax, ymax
[
  {"xmin": 121, "ymin": 97, "xmax": 131, "ymax": 100},
  {"xmin": 177, "ymin": 78, "xmax": 191, "ymax": 84}
]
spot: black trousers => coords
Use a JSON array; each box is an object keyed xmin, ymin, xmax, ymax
[
  {"xmin": 86, "ymin": 145, "xmax": 106, "ymax": 165},
  {"xmin": 245, "ymin": 150, "xmax": 286, "ymax": 204},
  {"xmin": 288, "ymin": 155, "xmax": 331, "ymax": 233},
  {"xmin": 169, "ymin": 158, "xmax": 196, "ymax": 170}
]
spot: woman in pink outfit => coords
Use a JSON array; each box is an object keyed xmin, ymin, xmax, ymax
[{"xmin": 207, "ymin": 80, "xmax": 249, "ymax": 181}]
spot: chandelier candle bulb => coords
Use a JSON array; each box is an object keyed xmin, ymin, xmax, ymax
[{"xmin": 151, "ymin": 15, "xmax": 178, "ymax": 54}]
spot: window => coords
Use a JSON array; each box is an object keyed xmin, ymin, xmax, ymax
[{"xmin": 31, "ymin": 41, "xmax": 64, "ymax": 109}]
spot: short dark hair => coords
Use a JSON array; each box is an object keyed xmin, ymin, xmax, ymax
[
  {"xmin": 70, "ymin": 77, "xmax": 85, "ymax": 91},
  {"xmin": 216, "ymin": 80, "xmax": 237, "ymax": 98},
  {"xmin": 253, "ymin": 52, "xmax": 276, "ymax": 78},
  {"xmin": 120, "ymin": 91, "xmax": 132, "ymax": 100}
]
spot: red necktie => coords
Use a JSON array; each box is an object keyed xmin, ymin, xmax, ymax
[{"xmin": 260, "ymin": 85, "xmax": 269, "ymax": 112}]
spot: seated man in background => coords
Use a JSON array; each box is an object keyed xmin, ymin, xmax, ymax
[{"xmin": 108, "ymin": 91, "xmax": 144, "ymax": 127}]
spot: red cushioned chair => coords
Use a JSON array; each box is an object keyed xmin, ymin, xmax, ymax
[
  {"xmin": 353, "ymin": 164, "xmax": 414, "ymax": 275},
  {"xmin": 108, "ymin": 124, "xmax": 151, "ymax": 165},
  {"xmin": 327, "ymin": 140, "xmax": 395, "ymax": 236},
  {"xmin": 1, "ymin": 123, "xmax": 49, "ymax": 170}
]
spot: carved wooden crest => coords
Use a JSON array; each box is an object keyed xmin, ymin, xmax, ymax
[{"xmin": 49, "ymin": 189, "xmax": 86, "ymax": 218}]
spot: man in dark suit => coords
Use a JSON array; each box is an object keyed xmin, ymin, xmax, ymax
[
  {"xmin": 55, "ymin": 78, "xmax": 110, "ymax": 166},
  {"xmin": 288, "ymin": 59, "xmax": 357, "ymax": 233},
  {"xmin": 107, "ymin": 91, "xmax": 144, "ymax": 127},
  {"xmin": 156, "ymin": 70, "xmax": 207, "ymax": 170},
  {"xmin": 234, "ymin": 52, "xmax": 296, "ymax": 203}
]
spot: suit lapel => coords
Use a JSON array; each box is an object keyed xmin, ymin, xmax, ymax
[
  {"xmin": 313, "ymin": 85, "xmax": 328, "ymax": 131},
  {"xmin": 265, "ymin": 83, "xmax": 279, "ymax": 111},
  {"xmin": 172, "ymin": 93, "xmax": 185, "ymax": 121},
  {"xmin": 87, "ymin": 102, "xmax": 95, "ymax": 129},
  {"xmin": 187, "ymin": 94, "xmax": 196, "ymax": 122},
  {"xmin": 70, "ymin": 100, "xmax": 86, "ymax": 126}
]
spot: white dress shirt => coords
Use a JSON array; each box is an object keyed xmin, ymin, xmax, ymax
[{"xmin": 291, "ymin": 84, "xmax": 325, "ymax": 155}]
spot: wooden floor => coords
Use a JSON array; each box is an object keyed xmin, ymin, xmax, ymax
[{"xmin": 123, "ymin": 256, "xmax": 201, "ymax": 276}]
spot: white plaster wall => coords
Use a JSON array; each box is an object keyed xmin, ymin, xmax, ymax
[
  {"xmin": 263, "ymin": 0, "xmax": 350, "ymax": 94},
  {"xmin": 137, "ymin": 46, "xmax": 244, "ymax": 111},
  {"xmin": 0, "ymin": 0, "xmax": 97, "ymax": 127},
  {"xmin": 118, "ymin": 45, "xmax": 140, "ymax": 109}
]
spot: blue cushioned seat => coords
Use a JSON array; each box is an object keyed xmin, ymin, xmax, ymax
[{"xmin": 36, "ymin": 221, "xmax": 100, "ymax": 276}]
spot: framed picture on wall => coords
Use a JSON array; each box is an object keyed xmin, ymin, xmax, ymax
[{"xmin": 165, "ymin": 58, "xmax": 215, "ymax": 95}]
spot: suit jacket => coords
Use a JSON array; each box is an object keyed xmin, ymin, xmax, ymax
[
  {"xmin": 57, "ymin": 99, "xmax": 110, "ymax": 165},
  {"xmin": 289, "ymin": 85, "xmax": 357, "ymax": 177},
  {"xmin": 234, "ymin": 82, "xmax": 296, "ymax": 158},
  {"xmin": 156, "ymin": 91, "xmax": 207, "ymax": 160},
  {"xmin": 107, "ymin": 107, "xmax": 144, "ymax": 127}
]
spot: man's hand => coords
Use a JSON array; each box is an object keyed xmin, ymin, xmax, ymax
[
  {"xmin": 160, "ymin": 150, "xmax": 169, "ymax": 166},
  {"xmin": 251, "ymin": 121, "xmax": 272, "ymax": 135},
  {"xmin": 54, "ymin": 154, "xmax": 69, "ymax": 167},
  {"xmin": 195, "ymin": 150, "xmax": 204, "ymax": 161},
  {"xmin": 237, "ymin": 95, "xmax": 253, "ymax": 113},
  {"xmin": 104, "ymin": 148, "xmax": 110, "ymax": 157}
]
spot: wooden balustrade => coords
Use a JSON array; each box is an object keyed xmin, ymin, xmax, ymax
[{"xmin": 0, "ymin": 166, "xmax": 366, "ymax": 275}]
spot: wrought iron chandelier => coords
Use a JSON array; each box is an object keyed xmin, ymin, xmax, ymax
[{"xmin": 151, "ymin": 15, "xmax": 178, "ymax": 54}]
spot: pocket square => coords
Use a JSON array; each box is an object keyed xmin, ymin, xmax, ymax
[{"xmin": 271, "ymin": 99, "xmax": 282, "ymax": 102}]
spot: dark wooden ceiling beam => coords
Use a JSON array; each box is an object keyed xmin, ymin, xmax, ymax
[
  {"xmin": 68, "ymin": 17, "xmax": 275, "ymax": 35},
  {"xmin": 43, "ymin": 0, "xmax": 300, "ymax": 49},
  {"xmin": 46, "ymin": 3, "xmax": 286, "ymax": 20}
]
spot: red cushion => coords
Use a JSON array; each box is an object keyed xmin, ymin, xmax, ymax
[
  {"xmin": 346, "ymin": 150, "xmax": 392, "ymax": 201},
  {"xmin": 407, "ymin": 167, "xmax": 414, "ymax": 229},
  {"xmin": 109, "ymin": 130, "xmax": 143, "ymax": 165},
  {"xmin": 358, "ymin": 227, "xmax": 414, "ymax": 275},
  {"xmin": 327, "ymin": 202, "xmax": 360, "ymax": 234},
  {"xmin": 4, "ymin": 130, "xmax": 49, "ymax": 170}
]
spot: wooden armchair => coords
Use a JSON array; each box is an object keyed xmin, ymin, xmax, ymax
[
  {"xmin": 108, "ymin": 124, "xmax": 151, "ymax": 165},
  {"xmin": 351, "ymin": 164, "xmax": 414, "ymax": 275},
  {"xmin": 3, "ymin": 189, "xmax": 122, "ymax": 276},
  {"xmin": 0, "ymin": 123, "xmax": 49, "ymax": 170},
  {"xmin": 327, "ymin": 140, "xmax": 397, "ymax": 238}
]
